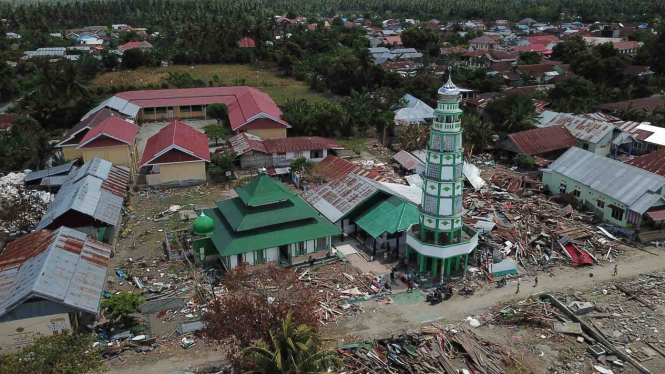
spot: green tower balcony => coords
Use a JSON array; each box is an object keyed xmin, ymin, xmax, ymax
[{"xmin": 406, "ymin": 224, "xmax": 478, "ymax": 260}]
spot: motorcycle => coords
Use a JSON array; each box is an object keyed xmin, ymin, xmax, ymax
[
  {"xmin": 426, "ymin": 286, "xmax": 454, "ymax": 305},
  {"xmin": 458, "ymin": 286, "xmax": 475, "ymax": 296}
]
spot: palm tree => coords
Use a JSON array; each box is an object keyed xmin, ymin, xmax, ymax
[{"xmin": 242, "ymin": 312, "xmax": 342, "ymax": 374}]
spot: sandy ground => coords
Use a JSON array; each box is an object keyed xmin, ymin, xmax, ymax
[{"xmin": 325, "ymin": 247, "xmax": 665, "ymax": 342}]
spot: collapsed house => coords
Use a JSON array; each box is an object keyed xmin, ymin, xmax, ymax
[
  {"xmin": 0, "ymin": 227, "xmax": 111, "ymax": 352},
  {"xmin": 496, "ymin": 125, "xmax": 579, "ymax": 165},
  {"xmin": 35, "ymin": 157, "xmax": 130, "ymax": 242}
]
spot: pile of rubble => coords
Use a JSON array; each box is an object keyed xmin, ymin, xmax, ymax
[
  {"xmin": 463, "ymin": 165, "xmax": 637, "ymax": 282},
  {"xmin": 0, "ymin": 171, "xmax": 52, "ymax": 233},
  {"xmin": 298, "ymin": 262, "xmax": 388, "ymax": 325},
  {"xmin": 338, "ymin": 327, "xmax": 505, "ymax": 374}
]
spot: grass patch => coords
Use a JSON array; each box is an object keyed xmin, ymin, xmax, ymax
[
  {"xmin": 337, "ymin": 137, "xmax": 368, "ymax": 152},
  {"xmin": 91, "ymin": 64, "xmax": 328, "ymax": 105}
]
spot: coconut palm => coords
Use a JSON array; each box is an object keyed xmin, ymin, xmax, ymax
[{"xmin": 242, "ymin": 312, "xmax": 342, "ymax": 374}]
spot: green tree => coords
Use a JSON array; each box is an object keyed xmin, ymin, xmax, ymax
[
  {"xmin": 518, "ymin": 51, "xmax": 541, "ymax": 65},
  {"xmin": 550, "ymin": 35, "xmax": 587, "ymax": 64},
  {"xmin": 0, "ymin": 332, "xmax": 102, "ymax": 374},
  {"xmin": 548, "ymin": 76, "xmax": 597, "ymax": 113},
  {"xmin": 121, "ymin": 48, "xmax": 147, "ymax": 69},
  {"xmin": 646, "ymin": 24, "xmax": 665, "ymax": 74},
  {"xmin": 400, "ymin": 123, "xmax": 430, "ymax": 151},
  {"xmin": 462, "ymin": 114, "xmax": 495, "ymax": 155},
  {"xmin": 208, "ymin": 150, "xmax": 236, "ymax": 177},
  {"xmin": 484, "ymin": 95, "xmax": 537, "ymax": 133},
  {"xmin": 0, "ymin": 61, "xmax": 18, "ymax": 103},
  {"xmin": 204, "ymin": 124, "xmax": 229, "ymax": 146},
  {"xmin": 290, "ymin": 157, "xmax": 315, "ymax": 177},
  {"xmin": 100, "ymin": 292, "xmax": 144, "ymax": 322},
  {"xmin": 206, "ymin": 102, "xmax": 229, "ymax": 125},
  {"xmin": 0, "ymin": 117, "xmax": 55, "ymax": 173},
  {"xmin": 401, "ymin": 27, "xmax": 440, "ymax": 50},
  {"xmin": 242, "ymin": 312, "xmax": 343, "ymax": 374}
]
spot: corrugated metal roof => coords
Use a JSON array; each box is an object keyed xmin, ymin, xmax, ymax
[
  {"xmin": 626, "ymin": 149, "xmax": 665, "ymax": 177},
  {"xmin": 547, "ymin": 147, "xmax": 665, "ymax": 210},
  {"xmin": 393, "ymin": 150, "xmax": 424, "ymax": 170},
  {"xmin": 303, "ymin": 173, "xmax": 379, "ymax": 223},
  {"xmin": 77, "ymin": 116, "xmax": 138, "ymax": 149},
  {"xmin": 394, "ymin": 94, "xmax": 434, "ymax": 123},
  {"xmin": 81, "ymin": 96, "xmax": 141, "ymax": 121},
  {"xmin": 36, "ymin": 158, "xmax": 128, "ymax": 230},
  {"xmin": 24, "ymin": 161, "xmax": 76, "ymax": 182},
  {"xmin": 0, "ymin": 227, "xmax": 111, "ymax": 319},
  {"xmin": 538, "ymin": 112, "xmax": 616, "ymax": 144},
  {"xmin": 312, "ymin": 156, "xmax": 388, "ymax": 182},
  {"xmin": 505, "ymin": 126, "xmax": 578, "ymax": 156}
]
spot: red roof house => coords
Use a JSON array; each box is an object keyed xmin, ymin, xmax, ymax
[
  {"xmin": 229, "ymin": 133, "xmax": 343, "ymax": 169},
  {"xmin": 114, "ymin": 86, "xmax": 290, "ymax": 139},
  {"xmin": 238, "ymin": 37, "xmax": 256, "ymax": 48},
  {"xmin": 383, "ymin": 36, "xmax": 403, "ymax": 46},
  {"xmin": 497, "ymin": 126, "xmax": 578, "ymax": 158},
  {"xmin": 626, "ymin": 149, "xmax": 665, "ymax": 177},
  {"xmin": 0, "ymin": 114, "xmax": 23, "ymax": 131},
  {"xmin": 140, "ymin": 120, "xmax": 210, "ymax": 185},
  {"xmin": 117, "ymin": 41, "xmax": 153, "ymax": 51},
  {"xmin": 526, "ymin": 35, "xmax": 559, "ymax": 45},
  {"xmin": 75, "ymin": 116, "xmax": 140, "ymax": 175}
]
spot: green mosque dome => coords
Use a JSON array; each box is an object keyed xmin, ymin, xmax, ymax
[{"xmin": 193, "ymin": 212, "xmax": 214, "ymax": 236}]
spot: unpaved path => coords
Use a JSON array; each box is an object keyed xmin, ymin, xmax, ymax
[{"xmin": 327, "ymin": 247, "xmax": 665, "ymax": 341}]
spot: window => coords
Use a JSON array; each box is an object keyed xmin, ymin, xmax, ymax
[
  {"xmin": 454, "ymin": 196, "xmax": 463, "ymax": 214},
  {"xmin": 610, "ymin": 206, "xmax": 624, "ymax": 221},
  {"xmin": 633, "ymin": 142, "xmax": 643, "ymax": 149},
  {"xmin": 427, "ymin": 164, "xmax": 440, "ymax": 179},
  {"xmin": 311, "ymin": 149, "xmax": 323, "ymax": 158},
  {"xmin": 573, "ymin": 189, "xmax": 581, "ymax": 197},
  {"xmin": 249, "ymin": 154, "xmax": 257, "ymax": 162},
  {"xmin": 647, "ymin": 143, "xmax": 659, "ymax": 152},
  {"xmin": 431, "ymin": 134, "xmax": 442, "ymax": 151},
  {"xmin": 443, "ymin": 135, "xmax": 454, "ymax": 151},
  {"xmin": 424, "ymin": 195, "xmax": 437, "ymax": 214},
  {"xmin": 276, "ymin": 153, "xmax": 287, "ymax": 160},
  {"xmin": 156, "ymin": 107, "xmax": 167, "ymax": 114},
  {"xmin": 293, "ymin": 151, "xmax": 303, "ymax": 158},
  {"xmin": 582, "ymin": 143, "xmax": 589, "ymax": 150},
  {"xmin": 180, "ymin": 106, "xmax": 191, "ymax": 113},
  {"xmin": 191, "ymin": 105, "xmax": 203, "ymax": 112},
  {"xmin": 559, "ymin": 185, "xmax": 566, "ymax": 194},
  {"xmin": 597, "ymin": 200, "xmax": 605, "ymax": 208},
  {"xmin": 143, "ymin": 107, "xmax": 155, "ymax": 115},
  {"xmin": 316, "ymin": 237, "xmax": 326, "ymax": 252}
]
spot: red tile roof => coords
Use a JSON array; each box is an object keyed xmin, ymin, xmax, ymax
[
  {"xmin": 516, "ymin": 63, "xmax": 557, "ymax": 77},
  {"xmin": 230, "ymin": 133, "xmax": 341, "ymax": 155},
  {"xmin": 380, "ymin": 60, "xmax": 416, "ymax": 70},
  {"xmin": 140, "ymin": 120, "xmax": 210, "ymax": 166},
  {"xmin": 506, "ymin": 126, "xmax": 578, "ymax": 156},
  {"xmin": 625, "ymin": 149, "xmax": 665, "ymax": 177},
  {"xmin": 0, "ymin": 114, "xmax": 21, "ymax": 130},
  {"xmin": 77, "ymin": 116, "xmax": 139, "ymax": 149},
  {"xmin": 238, "ymin": 37, "xmax": 256, "ymax": 48},
  {"xmin": 623, "ymin": 65, "xmax": 652, "ymax": 76},
  {"xmin": 115, "ymin": 87, "xmax": 289, "ymax": 131},
  {"xmin": 526, "ymin": 35, "xmax": 559, "ymax": 45},
  {"xmin": 58, "ymin": 109, "xmax": 129, "ymax": 146},
  {"xmin": 515, "ymin": 44, "xmax": 547, "ymax": 53},
  {"xmin": 463, "ymin": 50, "xmax": 487, "ymax": 58},
  {"xmin": 613, "ymin": 41, "xmax": 641, "ymax": 51},
  {"xmin": 313, "ymin": 155, "xmax": 388, "ymax": 182},
  {"xmin": 117, "ymin": 41, "xmax": 152, "ymax": 51},
  {"xmin": 383, "ymin": 36, "xmax": 403, "ymax": 45}
]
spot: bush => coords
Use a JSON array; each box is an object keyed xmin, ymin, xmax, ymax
[{"xmin": 100, "ymin": 292, "xmax": 144, "ymax": 321}]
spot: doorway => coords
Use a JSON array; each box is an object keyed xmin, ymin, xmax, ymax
[
  {"xmin": 278, "ymin": 245, "xmax": 290, "ymax": 265},
  {"xmin": 168, "ymin": 107, "xmax": 174, "ymax": 118}
]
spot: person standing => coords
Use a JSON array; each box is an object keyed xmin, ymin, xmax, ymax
[
  {"xmin": 516, "ymin": 282, "xmax": 520, "ymax": 294},
  {"xmin": 533, "ymin": 276, "xmax": 538, "ymax": 287},
  {"xmin": 613, "ymin": 264, "xmax": 618, "ymax": 276},
  {"xmin": 390, "ymin": 268, "xmax": 396, "ymax": 284}
]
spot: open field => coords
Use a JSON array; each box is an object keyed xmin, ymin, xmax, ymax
[{"xmin": 91, "ymin": 64, "xmax": 328, "ymax": 105}]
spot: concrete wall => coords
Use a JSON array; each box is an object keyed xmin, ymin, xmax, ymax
[
  {"xmin": 226, "ymin": 247, "xmax": 280, "ymax": 269},
  {"xmin": 158, "ymin": 162, "xmax": 207, "ymax": 183},
  {"xmin": 239, "ymin": 151, "xmax": 270, "ymax": 169},
  {"xmin": 82, "ymin": 144, "xmax": 138, "ymax": 176},
  {"xmin": 139, "ymin": 106, "xmax": 205, "ymax": 122},
  {"xmin": 0, "ymin": 313, "xmax": 72, "ymax": 353},
  {"xmin": 247, "ymin": 128, "xmax": 287, "ymax": 139},
  {"xmin": 61, "ymin": 145, "xmax": 83, "ymax": 160},
  {"xmin": 542, "ymin": 170, "xmax": 655, "ymax": 227}
]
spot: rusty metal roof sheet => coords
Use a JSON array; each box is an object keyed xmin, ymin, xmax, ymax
[
  {"xmin": 506, "ymin": 126, "xmax": 578, "ymax": 156},
  {"xmin": 303, "ymin": 173, "xmax": 379, "ymax": 223},
  {"xmin": 393, "ymin": 150, "xmax": 424, "ymax": 170},
  {"xmin": 539, "ymin": 112, "xmax": 616, "ymax": 144},
  {"xmin": 36, "ymin": 158, "xmax": 128, "ymax": 230},
  {"xmin": 312, "ymin": 156, "xmax": 388, "ymax": 182},
  {"xmin": 0, "ymin": 227, "xmax": 111, "ymax": 318}
]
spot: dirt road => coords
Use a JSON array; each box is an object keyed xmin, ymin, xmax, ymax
[{"xmin": 327, "ymin": 247, "xmax": 665, "ymax": 341}]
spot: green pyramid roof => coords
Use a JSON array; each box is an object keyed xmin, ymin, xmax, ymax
[
  {"xmin": 236, "ymin": 173, "xmax": 293, "ymax": 207},
  {"xmin": 355, "ymin": 196, "xmax": 419, "ymax": 238}
]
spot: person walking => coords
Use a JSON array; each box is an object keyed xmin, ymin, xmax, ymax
[
  {"xmin": 533, "ymin": 276, "xmax": 538, "ymax": 287},
  {"xmin": 613, "ymin": 264, "xmax": 618, "ymax": 276},
  {"xmin": 515, "ymin": 282, "xmax": 520, "ymax": 294}
]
